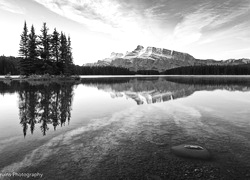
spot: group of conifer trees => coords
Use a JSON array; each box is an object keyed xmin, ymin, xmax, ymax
[{"xmin": 19, "ymin": 21, "xmax": 73, "ymax": 75}]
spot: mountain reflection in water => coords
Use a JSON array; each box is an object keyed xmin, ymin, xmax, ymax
[
  {"xmin": 0, "ymin": 76, "xmax": 250, "ymax": 136},
  {"xmin": 82, "ymin": 77, "xmax": 250, "ymax": 105}
]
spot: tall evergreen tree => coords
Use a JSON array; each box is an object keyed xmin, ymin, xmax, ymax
[
  {"xmin": 21, "ymin": 24, "xmax": 38, "ymax": 75},
  {"xmin": 28, "ymin": 25, "xmax": 38, "ymax": 60},
  {"xmin": 59, "ymin": 32, "xmax": 67, "ymax": 63},
  {"xmin": 59, "ymin": 32, "xmax": 68, "ymax": 74},
  {"xmin": 19, "ymin": 21, "xmax": 30, "ymax": 75},
  {"xmin": 51, "ymin": 28, "xmax": 60, "ymax": 63},
  {"xmin": 39, "ymin": 23, "xmax": 51, "ymax": 62},
  {"xmin": 19, "ymin": 21, "xmax": 29, "ymax": 58},
  {"xmin": 67, "ymin": 35, "xmax": 73, "ymax": 65},
  {"xmin": 65, "ymin": 35, "xmax": 73, "ymax": 75}
]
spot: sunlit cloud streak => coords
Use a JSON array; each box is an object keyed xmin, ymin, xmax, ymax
[
  {"xmin": 172, "ymin": 0, "xmax": 250, "ymax": 47},
  {"xmin": 0, "ymin": 0, "xmax": 24, "ymax": 14},
  {"xmin": 32, "ymin": 0, "xmax": 144, "ymax": 36}
]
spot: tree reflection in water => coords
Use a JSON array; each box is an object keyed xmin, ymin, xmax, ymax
[
  {"xmin": 18, "ymin": 82, "xmax": 74, "ymax": 137},
  {"xmin": 1, "ymin": 76, "xmax": 250, "ymax": 137}
]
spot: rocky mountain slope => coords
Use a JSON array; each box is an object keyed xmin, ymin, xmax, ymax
[{"xmin": 84, "ymin": 45, "xmax": 250, "ymax": 72}]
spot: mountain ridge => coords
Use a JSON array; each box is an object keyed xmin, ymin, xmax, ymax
[{"xmin": 83, "ymin": 45, "xmax": 250, "ymax": 72}]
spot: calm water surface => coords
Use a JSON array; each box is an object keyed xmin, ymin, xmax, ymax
[{"xmin": 0, "ymin": 77, "xmax": 250, "ymax": 179}]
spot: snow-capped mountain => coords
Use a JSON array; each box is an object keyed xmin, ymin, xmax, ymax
[
  {"xmin": 84, "ymin": 45, "xmax": 250, "ymax": 72},
  {"xmin": 105, "ymin": 45, "xmax": 195, "ymax": 61}
]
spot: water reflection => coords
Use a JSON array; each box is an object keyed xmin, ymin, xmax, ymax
[
  {"xmin": 0, "ymin": 76, "xmax": 250, "ymax": 136},
  {"xmin": 1, "ymin": 77, "xmax": 250, "ymax": 179},
  {"xmin": 82, "ymin": 77, "xmax": 250, "ymax": 105},
  {"xmin": 17, "ymin": 82, "xmax": 74, "ymax": 137}
]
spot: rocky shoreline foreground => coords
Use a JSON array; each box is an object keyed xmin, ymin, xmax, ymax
[
  {"xmin": 84, "ymin": 141, "xmax": 249, "ymax": 180},
  {"xmin": 12, "ymin": 133, "xmax": 249, "ymax": 180}
]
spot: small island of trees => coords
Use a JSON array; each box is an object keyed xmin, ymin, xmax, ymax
[{"xmin": 19, "ymin": 21, "xmax": 73, "ymax": 76}]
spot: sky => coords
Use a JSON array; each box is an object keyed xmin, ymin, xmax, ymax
[{"xmin": 0, "ymin": 0, "xmax": 250, "ymax": 65}]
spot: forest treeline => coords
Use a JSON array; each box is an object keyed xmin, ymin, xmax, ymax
[
  {"xmin": 74, "ymin": 65, "xmax": 133, "ymax": 75},
  {"xmin": 163, "ymin": 65, "xmax": 250, "ymax": 75},
  {"xmin": 0, "ymin": 56, "xmax": 20, "ymax": 75},
  {"xmin": 2, "ymin": 55, "xmax": 250, "ymax": 75},
  {"xmin": 0, "ymin": 56, "xmax": 134, "ymax": 75}
]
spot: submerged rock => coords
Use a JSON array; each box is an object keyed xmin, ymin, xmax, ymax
[{"xmin": 171, "ymin": 144, "xmax": 211, "ymax": 160}]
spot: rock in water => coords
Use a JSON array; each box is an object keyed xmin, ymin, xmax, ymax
[{"xmin": 171, "ymin": 144, "xmax": 211, "ymax": 160}]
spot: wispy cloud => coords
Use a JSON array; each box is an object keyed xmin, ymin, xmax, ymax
[
  {"xmin": 26, "ymin": 0, "xmax": 250, "ymax": 61},
  {"xmin": 0, "ymin": 0, "xmax": 24, "ymax": 14},
  {"xmin": 143, "ymin": 4, "xmax": 169, "ymax": 19},
  {"xmin": 172, "ymin": 0, "xmax": 250, "ymax": 47},
  {"xmin": 200, "ymin": 22, "xmax": 250, "ymax": 44},
  {"xmin": 32, "ymin": 0, "xmax": 169, "ymax": 52},
  {"xmin": 32, "ymin": 0, "xmax": 142, "ymax": 35}
]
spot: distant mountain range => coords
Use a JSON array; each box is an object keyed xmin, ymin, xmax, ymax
[{"xmin": 84, "ymin": 45, "xmax": 250, "ymax": 72}]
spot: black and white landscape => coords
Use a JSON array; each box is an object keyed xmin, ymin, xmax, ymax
[{"xmin": 0, "ymin": 0, "xmax": 250, "ymax": 179}]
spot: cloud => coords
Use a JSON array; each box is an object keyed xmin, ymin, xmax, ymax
[
  {"xmin": 172, "ymin": 0, "xmax": 250, "ymax": 47},
  {"xmin": 0, "ymin": 0, "xmax": 24, "ymax": 14},
  {"xmin": 32, "ymin": 0, "xmax": 141, "ymax": 35},
  {"xmin": 143, "ymin": 4, "xmax": 169, "ymax": 19},
  {"xmin": 32, "ymin": 0, "xmax": 170, "ymax": 52},
  {"xmin": 30, "ymin": 0, "xmax": 250, "ymax": 62},
  {"xmin": 195, "ymin": 20, "xmax": 250, "ymax": 48}
]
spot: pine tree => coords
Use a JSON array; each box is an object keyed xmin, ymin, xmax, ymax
[
  {"xmin": 60, "ymin": 32, "xmax": 67, "ymax": 63},
  {"xmin": 19, "ymin": 21, "xmax": 29, "ymax": 58},
  {"xmin": 51, "ymin": 28, "xmax": 60, "ymax": 63},
  {"xmin": 39, "ymin": 23, "xmax": 51, "ymax": 62},
  {"xmin": 65, "ymin": 35, "xmax": 73, "ymax": 75},
  {"xmin": 21, "ymin": 24, "xmax": 38, "ymax": 75},
  {"xmin": 67, "ymin": 35, "xmax": 73, "ymax": 65},
  {"xmin": 19, "ymin": 21, "xmax": 30, "ymax": 75},
  {"xmin": 28, "ymin": 25, "xmax": 38, "ymax": 60},
  {"xmin": 59, "ymin": 32, "xmax": 67, "ymax": 74}
]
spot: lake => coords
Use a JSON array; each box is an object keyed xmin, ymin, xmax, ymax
[{"xmin": 0, "ymin": 76, "xmax": 250, "ymax": 179}]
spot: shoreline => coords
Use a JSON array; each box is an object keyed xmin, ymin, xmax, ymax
[{"xmin": 1, "ymin": 74, "xmax": 250, "ymax": 80}]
